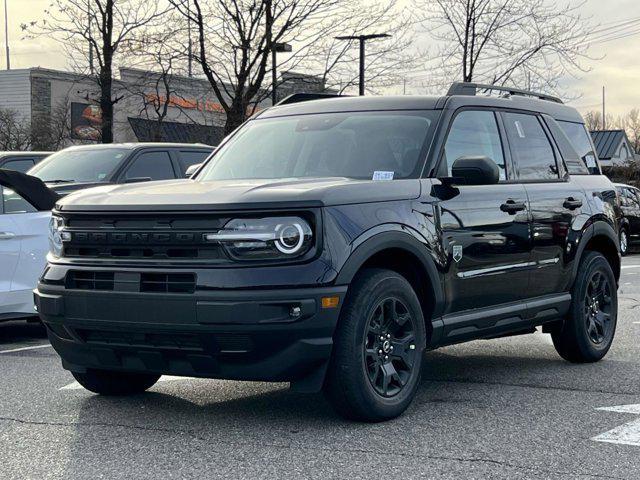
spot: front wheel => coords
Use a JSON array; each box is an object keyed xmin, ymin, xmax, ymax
[
  {"xmin": 324, "ymin": 269, "xmax": 426, "ymax": 422},
  {"xmin": 552, "ymin": 252, "xmax": 618, "ymax": 363},
  {"xmin": 620, "ymin": 229, "xmax": 629, "ymax": 256},
  {"xmin": 72, "ymin": 369, "xmax": 161, "ymax": 395}
]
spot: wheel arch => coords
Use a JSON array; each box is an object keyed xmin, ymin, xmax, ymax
[
  {"xmin": 335, "ymin": 230, "xmax": 445, "ymax": 336},
  {"xmin": 573, "ymin": 221, "xmax": 621, "ymax": 285}
]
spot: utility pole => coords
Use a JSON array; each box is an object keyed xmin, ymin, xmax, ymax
[
  {"xmin": 335, "ymin": 33, "xmax": 390, "ymax": 96},
  {"xmin": 602, "ymin": 86, "xmax": 606, "ymax": 130},
  {"xmin": 87, "ymin": 0, "xmax": 94, "ymax": 74},
  {"xmin": 187, "ymin": 0, "xmax": 192, "ymax": 77},
  {"xmin": 4, "ymin": 0, "xmax": 9, "ymax": 70}
]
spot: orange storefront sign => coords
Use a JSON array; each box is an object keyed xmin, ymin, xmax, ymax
[{"xmin": 145, "ymin": 94, "xmax": 226, "ymax": 114}]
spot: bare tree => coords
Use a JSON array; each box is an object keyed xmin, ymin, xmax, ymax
[
  {"xmin": 0, "ymin": 109, "xmax": 32, "ymax": 151},
  {"xmin": 23, "ymin": 0, "xmax": 168, "ymax": 143},
  {"xmin": 169, "ymin": 0, "xmax": 416, "ymax": 134},
  {"xmin": 419, "ymin": 0, "xmax": 592, "ymax": 95},
  {"xmin": 584, "ymin": 110, "xmax": 602, "ymax": 131},
  {"xmin": 625, "ymin": 109, "xmax": 640, "ymax": 154}
]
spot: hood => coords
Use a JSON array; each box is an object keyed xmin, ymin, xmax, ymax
[{"xmin": 56, "ymin": 177, "xmax": 421, "ymax": 212}]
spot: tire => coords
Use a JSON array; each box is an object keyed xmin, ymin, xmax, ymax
[
  {"xmin": 324, "ymin": 269, "xmax": 426, "ymax": 422},
  {"xmin": 619, "ymin": 228, "xmax": 629, "ymax": 257},
  {"xmin": 552, "ymin": 251, "xmax": 617, "ymax": 363},
  {"xmin": 72, "ymin": 369, "xmax": 161, "ymax": 395}
]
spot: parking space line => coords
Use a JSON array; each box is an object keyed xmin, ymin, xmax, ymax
[
  {"xmin": 0, "ymin": 344, "xmax": 52, "ymax": 354},
  {"xmin": 59, "ymin": 375, "xmax": 194, "ymax": 391},
  {"xmin": 622, "ymin": 265, "xmax": 640, "ymax": 269}
]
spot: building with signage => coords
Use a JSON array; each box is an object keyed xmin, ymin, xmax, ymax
[{"xmin": 0, "ymin": 67, "xmax": 330, "ymax": 150}]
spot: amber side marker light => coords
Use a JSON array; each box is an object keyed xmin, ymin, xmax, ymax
[{"xmin": 321, "ymin": 296, "xmax": 340, "ymax": 309}]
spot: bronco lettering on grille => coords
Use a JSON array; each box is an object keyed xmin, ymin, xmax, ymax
[{"xmin": 70, "ymin": 232, "xmax": 197, "ymax": 244}]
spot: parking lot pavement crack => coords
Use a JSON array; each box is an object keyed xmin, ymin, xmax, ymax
[
  {"xmin": 0, "ymin": 416, "xmax": 628, "ymax": 479},
  {"xmin": 424, "ymin": 378, "xmax": 640, "ymax": 396}
]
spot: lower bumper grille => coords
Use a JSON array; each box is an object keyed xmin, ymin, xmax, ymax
[{"xmin": 66, "ymin": 271, "xmax": 196, "ymax": 294}]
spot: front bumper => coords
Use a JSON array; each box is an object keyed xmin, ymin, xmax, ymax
[{"xmin": 35, "ymin": 280, "xmax": 347, "ymax": 392}]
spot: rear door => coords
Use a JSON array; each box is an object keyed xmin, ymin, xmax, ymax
[
  {"xmin": 436, "ymin": 109, "xmax": 532, "ymax": 316},
  {"xmin": 625, "ymin": 187, "xmax": 640, "ymax": 241},
  {"xmin": 0, "ymin": 186, "xmax": 22, "ymax": 310},
  {"xmin": 502, "ymin": 112, "xmax": 588, "ymax": 297}
]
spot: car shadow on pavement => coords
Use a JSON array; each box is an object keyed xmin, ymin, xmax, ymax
[{"xmin": 0, "ymin": 319, "xmax": 47, "ymax": 345}]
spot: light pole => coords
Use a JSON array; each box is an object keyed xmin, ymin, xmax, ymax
[
  {"xmin": 271, "ymin": 42, "xmax": 292, "ymax": 105},
  {"xmin": 335, "ymin": 33, "xmax": 390, "ymax": 96},
  {"xmin": 4, "ymin": 0, "xmax": 9, "ymax": 70}
]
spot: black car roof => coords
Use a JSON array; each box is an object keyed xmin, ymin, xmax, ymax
[{"xmin": 259, "ymin": 93, "xmax": 584, "ymax": 124}]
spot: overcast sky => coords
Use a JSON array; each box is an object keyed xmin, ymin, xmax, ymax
[{"xmin": 4, "ymin": 0, "xmax": 640, "ymax": 117}]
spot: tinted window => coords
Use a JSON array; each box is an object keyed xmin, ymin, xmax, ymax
[
  {"xmin": 443, "ymin": 110, "xmax": 506, "ymax": 180},
  {"xmin": 198, "ymin": 111, "xmax": 439, "ymax": 181},
  {"xmin": 178, "ymin": 150, "xmax": 211, "ymax": 175},
  {"xmin": 2, "ymin": 188, "xmax": 36, "ymax": 214},
  {"xmin": 627, "ymin": 188, "xmax": 640, "ymax": 208},
  {"xmin": 28, "ymin": 148, "xmax": 129, "ymax": 183},
  {"xmin": 504, "ymin": 113, "xmax": 558, "ymax": 180},
  {"xmin": 125, "ymin": 151, "xmax": 176, "ymax": 181},
  {"xmin": 557, "ymin": 121, "xmax": 599, "ymax": 174},
  {"xmin": 2, "ymin": 159, "xmax": 35, "ymax": 173}
]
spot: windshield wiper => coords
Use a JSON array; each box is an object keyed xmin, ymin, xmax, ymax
[{"xmin": 45, "ymin": 179, "xmax": 75, "ymax": 184}]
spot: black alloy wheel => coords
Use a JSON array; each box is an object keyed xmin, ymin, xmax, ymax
[
  {"xmin": 583, "ymin": 269, "xmax": 614, "ymax": 345},
  {"xmin": 364, "ymin": 297, "xmax": 418, "ymax": 397}
]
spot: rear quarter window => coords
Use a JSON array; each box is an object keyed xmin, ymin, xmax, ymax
[{"xmin": 557, "ymin": 121, "xmax": 599, "ymax": 174}]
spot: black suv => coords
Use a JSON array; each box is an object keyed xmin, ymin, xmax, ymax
[
  {"xmin": 35, "ymin": 84, "xmax": 621, "ymax": 422},
  {"xmin": 615, "ymin": 183, "xmax": 640, "ymax": 255},
  {"xmin": 28, "ymin": 143, "xmax": 214, "ymax": 195}
]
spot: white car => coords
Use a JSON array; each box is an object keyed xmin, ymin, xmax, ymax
[{"xmin": 0, "ymin": 179, "xmax": 52, "ymax": 321}]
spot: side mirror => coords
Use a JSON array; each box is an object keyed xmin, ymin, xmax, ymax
[
  {"xmin": 185, "ymin": 163, "xmax": 202, "ymax": 178},
  {"xmin": 451, "ymin": 156, "xmax": 499, "ymax": 186},
  {"xmin": 123, "ymin": 177, "xmax": 152, "ymax": 184}
]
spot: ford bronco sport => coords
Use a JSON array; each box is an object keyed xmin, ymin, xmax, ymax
[{"xmin": 35, "ymin": 83, "xmax": 621, "ymax": 422}]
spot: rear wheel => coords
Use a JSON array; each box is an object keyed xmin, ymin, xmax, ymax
[
  {"xmin": 324, "ymin": 269, "xmax": 426, "ymax": 422},
  {"xmin": 72, "ymin": 369, "xmax": 160, "ymax": 395},
  {"xmin": 620, "ymin": 229, "xmax": 629, "ymax": 256},
  {"xmin": 552, "ymin": 252, "xmax": 617, "ymax": 363}
]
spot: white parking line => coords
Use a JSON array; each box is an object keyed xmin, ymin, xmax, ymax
[
  {"xmin": 60, "ymin": 375, "xmax": 194, "ymax": 391},
  {"xmin": 622, "ymin": 265, "xmax": 640, "ymax": 269},
  {"xmin": 0, "ymin": 344, "xmax": 52, "ymax": 354}
]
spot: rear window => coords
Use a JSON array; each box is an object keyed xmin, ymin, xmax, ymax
[
  {"xmin": 198, "ymin": 111, "xmax": 440, "ymax": 181},
  {"xmin": 557, "ymin": 121, "xmax": 599, "ymax": 174}
]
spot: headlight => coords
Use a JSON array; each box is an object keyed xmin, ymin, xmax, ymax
[
  {"xmin": 48, "ymin": 215, "xmax": 65, "ymax": 258},
  {"xmin": 205, "ymin": 217, "xmax": 313, "ymax": 260}
]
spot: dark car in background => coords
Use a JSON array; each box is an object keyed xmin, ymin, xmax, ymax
[
  {"xmin": 0, "ymin": 151, "xmax": 52, "ymax": 173},
  {"xmin": 27, "ymin": 143, "xmax": 215, "ymax": 195},
  {"xmin": 615, "ymin": 183, "xmax": 640, "ymax": 255}
]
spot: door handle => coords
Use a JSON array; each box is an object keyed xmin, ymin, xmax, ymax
[
  {"xmin": 500, "ymin": 200, "xmax": 527, "ymax": 214},
  {"xmin": 563, "ymin": 197, "xmax": 583, "ymax": 210},
  {"xmin": 0, "ymin": 231, "xmax": 15, "ymax": 240}
]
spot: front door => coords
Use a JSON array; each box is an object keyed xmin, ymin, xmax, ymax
[
  {"xmin": 436, "ymin": 109, "xmax": 532, "ymax": 316},
  {"xmin": 0, "ymin": 187, "xmax": 21, "ymax": 311}
]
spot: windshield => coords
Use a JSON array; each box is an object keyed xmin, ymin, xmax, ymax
[
  {"xmin": 28, "ymin": 148, "xmax": 129, "ymax": 183},
  {"xmin": 197, "ymin": 111, "xmax": 439, "ymax": 181}
]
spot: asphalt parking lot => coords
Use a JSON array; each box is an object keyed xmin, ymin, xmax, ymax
[{"xmin": 1, "ymin": 257, "xmax": 640, "ymax": 479}]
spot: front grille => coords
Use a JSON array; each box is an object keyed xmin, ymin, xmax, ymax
[
  {"xmin": 66, "ymin": 271, "xmax": 114, "ymax": 291},
  {"xmin": 140, "ymin": 273, "xmax": 196, "ymax": 294},
  {"xmin": 65, "ymin": 271, "xmax": 196, "ymax": 294},
  {"xmin": 60, "ymin": 213, "xmax": 230, "ymax": 262}
]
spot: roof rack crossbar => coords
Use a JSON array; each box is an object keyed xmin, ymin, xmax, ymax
[
  {"xmin": 447, "ymin": 82, "xmax": 563, "ymax": 104},
  {"xmin": 276, "ymin": 93, "xmax": 347, "ymax": 106}
]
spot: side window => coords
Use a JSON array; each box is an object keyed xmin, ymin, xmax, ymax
[
  {"xmin": 617, "ymin": 188, "xmax": 628, "ymax": 207},
  {"xmin": 443, "ymin": 110, "xmax": 506, "ymax": 180},
  {"xmin": 627, "ymin": 188, "xmax": 640, "ymax": 209},
  {"xmin": 503, "ymin": 113, "xmax": 558, "ymax": 180},
  {"xmin": 557, "ymin": 121, "xmax": 599, "ymax": 174},
  {"xmin": 124, "ymin": 151, "xmax": 176, "ymax": 181},
  {"xmin": 178, "ymin": 150, "xmax": 211, "ymax": 176},
  {"xmin": 2, "ymin": 159, "xmax": 35, "ymax": 173},
  {"xmin": 2, "ymin": 188, "xmax": 37, "ymax": 214}
]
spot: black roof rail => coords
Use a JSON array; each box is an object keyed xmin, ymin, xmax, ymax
[
  {"xmin": 276, "ymin": 93, "xmax": 347, "ymax": 106},
  {"xmin": 447, "ymin": 82, "xmax": 563, "ymax": 104}
]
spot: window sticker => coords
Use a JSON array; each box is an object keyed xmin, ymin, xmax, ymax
[
  {"xmin": 514, "ymin": 120, "xmax": 526, "ymax": 138},
  {"xmin": 372, "ymin": 171, "xmax": 394, "ymax": 181}
]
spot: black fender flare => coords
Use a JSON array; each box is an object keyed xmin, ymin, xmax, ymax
[
  {"xmin": 571, "ymin": 221, "xmax": 621, "ymax": 285},
  {"xmin": 335, "ymin": 229, "xmax": 445, "ymax": 318}
]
